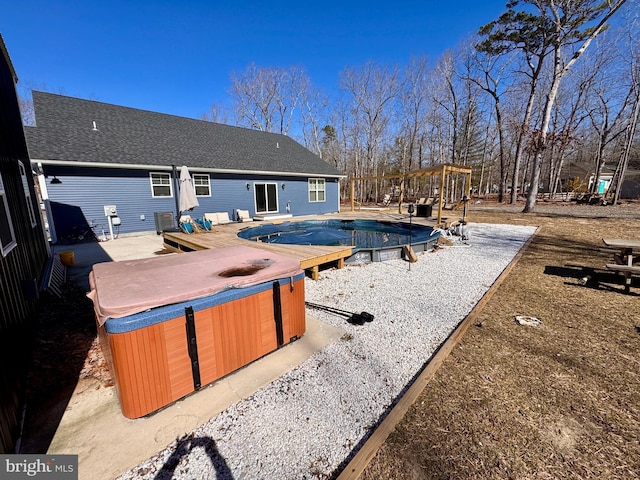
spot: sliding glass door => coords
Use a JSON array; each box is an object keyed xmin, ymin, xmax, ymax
[{"xmin": 255, "ymin": 183, "xmax": 278, "ymax": 213}]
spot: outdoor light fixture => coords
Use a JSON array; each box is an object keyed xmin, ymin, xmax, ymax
[
  {"xmin": 50, "ymin": 176, "xmax": 62, "ymax": 184},
  {"xmin": 281, "ymin": 183, "xmax": 286, "ymax": 190},
  {"xmin": 246, "ymin": 183, "xmax": 250, "ymax": 190}
]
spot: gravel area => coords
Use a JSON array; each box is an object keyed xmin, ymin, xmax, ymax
[{"xmin": 117, "ymin": 223, "xmax": 536, "ymax": 480}]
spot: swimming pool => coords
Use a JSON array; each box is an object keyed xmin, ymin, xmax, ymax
[{"xmin": 237, "ymin": 219, "xmax": 441, "ymax": 263}]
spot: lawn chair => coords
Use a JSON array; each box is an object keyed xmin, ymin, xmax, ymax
[
  {"xmin": 236, "ymin": 209, "xmax": 253, "ymax": 222},
  {"xmin": 179, "ymin": 215, "xmax": 197, "ymax": 234}
]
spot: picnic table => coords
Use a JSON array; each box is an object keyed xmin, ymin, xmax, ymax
[{"xmin": 601, "ymin": 238, "xmax": 640, "ymax": 293}]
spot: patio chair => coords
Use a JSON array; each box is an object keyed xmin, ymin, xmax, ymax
[
  {"xmin": 236, "ymin": 209, "xmax": 253, "ymax": 222},
  {"xmin": 204, "ymin": 212, "xmax": 232, "ymax": 225},
  {"xmin": 179, "ymin": 215, "xmax": 197, "ymax": 234},
  {"xmin": 204, "ymin": 213, "xmax": 218, "ymax": 225},
  {"xmin": 215, "ymin": 212, "xmax": 232, "ymax": 224},
  {"xmin": 196, "ymin": 217, "xmax": 212, "ymax": 231}
]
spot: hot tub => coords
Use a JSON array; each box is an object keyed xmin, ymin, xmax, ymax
[{"xmin": 88, "ymin": 246, "xmax": 305, "ymax": 418}]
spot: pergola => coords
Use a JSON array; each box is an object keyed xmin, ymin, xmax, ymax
[{"xmin": 349, "ymin": 163, "xmax": 472, "ymax": 225}]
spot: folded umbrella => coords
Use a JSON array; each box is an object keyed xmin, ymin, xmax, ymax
[{"xmin": 179, "ymin": 165, "xmax": 199, "ymax": 212}]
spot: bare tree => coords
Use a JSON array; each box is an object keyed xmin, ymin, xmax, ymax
[
  {"xmin": 200, "ymin": 101, "xmax": 230, "ymax": 124},
  {"xmin": 229, "ymin": 64, "xmax": 311, "ymax": 135},
  {"xmin": 430, "ymin": 52, "xmax": 461, "ymax": 166},
  {"xmin": 397, "ymin": 56, "xmax": 432, "ymax": 196},
  {"xmin": 468, "ymin": 43, "xmax": 515, "ymax": 202},
  {"xmin": 300, "ymin": 86, "xmax": 329, "ymax": 157},
  {"xmin": 477, "ymin": 3, "xmax": 554, "ymax": 204},
  {"xmin": 522, "ymin": 0, "xmax": 628, "ymax": 212},
  {"xmin": 477, "ymin": 0, "xmax": 628, "ymax": 210},
  {"xmin": 608, "ymin": 14, "xmax": 640, "ymax": 204},
  {"xmin": 339, "ymin": 61, "xmax": 400, "ymax": 202},
  {"xmin": 398, "ymin": 56, "xmax": 431, "ymax": 171},
  {"xmin": 545, "ymin": 56, "xmax": 597, "ymax": 197}
]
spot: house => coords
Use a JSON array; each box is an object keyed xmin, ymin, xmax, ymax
[
  {"xmin": 0, "ymin": 36, "xmax": 50, "ymax": 453},
  {"xmin": 25, "ymin": 92, "xmax": 344, "ymax": 243},
  {"xmin": 563, "ymin": 160, "xmax": 639, "ymax": 200}
]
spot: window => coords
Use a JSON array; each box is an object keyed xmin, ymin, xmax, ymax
[
  {"xmin": 0, "ymin": 173, "xmax": 17, "ymax": 256},
  {"xmin": 150, "ymin": 172, "xmax": 172, "ymax": 197},
  {"xmin": 192, "ymin": 174, "xmax": 211, "ymax": 197},
  {"xmin": 19, "ymin": 162, "xmax": 37, "ymax": 227},
  {"xmin": 255, "ymin": 183, "xmax": 278, "ymax": 214},
  {"xmin": 309, "ymin": 178, "xmax": 326, "ymax": 202}
]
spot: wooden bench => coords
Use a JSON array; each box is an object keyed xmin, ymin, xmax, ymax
[
  {"xmin": 599, "ymin": 247, "xmax": 634, "ymax": 264},
  {"xmin": 605, "ymin": 264, "xmax": 640, "ymax": 293},
  {"xmin": 605, "ymin": 264, "xmax": 640, "ymax": 274}
]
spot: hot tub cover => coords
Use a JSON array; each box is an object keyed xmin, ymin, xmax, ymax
[{"xmin": 88, "ymin": 245, "xmax": 303, "ymax": 326}]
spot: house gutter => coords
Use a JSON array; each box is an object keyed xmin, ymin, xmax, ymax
[{"xmin": 31, "ymin": 158, "xmax": 345, "ymax": 179}]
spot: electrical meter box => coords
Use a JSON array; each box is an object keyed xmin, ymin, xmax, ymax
[{"xmin": 104, "ymin": 205, "xmax": 118, "ymax": 216}]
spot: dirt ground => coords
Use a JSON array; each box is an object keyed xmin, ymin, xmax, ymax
[
  {"xmin": 22, "ymin": 200, "xmax": 640, "ymax": 479},
  {"xmin": 361, "ymin": 200, "xmax": 640, "ymax": 480}
]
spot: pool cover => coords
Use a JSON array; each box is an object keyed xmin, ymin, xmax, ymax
[{"xmin": 238, "ymin": 219, "xmax": 437, "ymax": 249}]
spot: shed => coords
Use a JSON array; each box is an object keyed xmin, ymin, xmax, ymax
[{"xmin": 0, "ymin": 35, "xmax": 50, "ymax": 454}]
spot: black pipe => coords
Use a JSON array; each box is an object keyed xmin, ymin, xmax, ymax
[
  {"xmin": 305, "ymin": 301, "xmax": 374, "ymax": 324},
  {"xmin": 172, "ymin": 164, "xmax": 180, "ymax": 226}
]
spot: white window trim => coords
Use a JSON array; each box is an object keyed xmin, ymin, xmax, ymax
[
  {"xmin": 149, "ymin": 172, "xmax": 173, "ymax": 198},
  {"xmin": 254, "ymin": 182, "xmax": 279, "ymax": 214},
  {"xmin": 192, "ymin": 173, "xmax": 211, "ymax": 197},
  {"xmin": 308, "ymin": 178, "xmax": 326, "ymax": 203},
  {"xmin": 0, "ymin": 172, "xmax": 17, "ymax": 257},
  {"xmin": 19, "ymin": 161, "xmax": 37, "ymax": 228}
]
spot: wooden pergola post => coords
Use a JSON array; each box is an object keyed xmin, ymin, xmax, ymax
[
  {"xmin": 436, "ymin": 164, "xmax": 446, "ymax": 225},
  {"xmin": 350, "ymin": 178, "xmax": 355, "ymax": 212}
]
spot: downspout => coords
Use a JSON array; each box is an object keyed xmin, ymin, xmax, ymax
[
  {"xmin": 172, "ymin": 165, "xmax": 180, "ymax": 226},
  {"xmin": 36, "ymin": 162, "xmax": 56, "ymax": 245}
]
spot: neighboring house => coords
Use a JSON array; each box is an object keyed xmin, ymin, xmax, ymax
[
  {"xmin": 25, "ymin": 92, "xmax": 344, "ymax": 242},
  {"xmin": 0, "ymin": 36, "xmax": 49, "ymax": 453},
  {"xmin": 563, "ymin": 160, "xmax": 639, "ymax": 199}
]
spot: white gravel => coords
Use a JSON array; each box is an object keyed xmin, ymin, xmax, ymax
[{"xmin": 117, "ymin": 222, "xmax": 535, "ymax": 480}]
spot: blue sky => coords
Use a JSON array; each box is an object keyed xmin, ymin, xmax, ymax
[{"xmin": 3, "ymin": 1, "xmax": 509, "ymax": 120}]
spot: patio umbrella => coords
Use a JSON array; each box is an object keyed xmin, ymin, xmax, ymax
[{"xmin": 179, "ymin": 165, "xmax": 199, "ymax": 213}]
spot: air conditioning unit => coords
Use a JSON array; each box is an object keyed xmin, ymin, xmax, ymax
[{"xmin": 154, "ymin": 211, "xmax": 175, "ymax": 234}]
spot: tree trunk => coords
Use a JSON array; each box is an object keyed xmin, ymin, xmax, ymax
[{"xmin": 612, "ymin": 95, "xmax": 640, "ymax": 204}]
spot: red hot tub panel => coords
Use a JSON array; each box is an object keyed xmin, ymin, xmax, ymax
[{"xmin": 88, "ymin": 246, "xmax": 305, "ymax": 418}]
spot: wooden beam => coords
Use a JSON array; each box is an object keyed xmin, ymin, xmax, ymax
[
  {"xmin": 309, "ymin": 266, "xmax": 319, "ymax": 281},
  {"xmin": 299, "ymin": 248, "xmax": 354, "ymax": 270},
  {"xmin": 350, "ymin": 179, "xmax": 355, "ymax": 212},
  {"xmin": 437, "ymin": 164, "xmax": 446, "ymax": 225}
]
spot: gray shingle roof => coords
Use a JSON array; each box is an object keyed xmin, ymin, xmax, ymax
[{"xmin": 26, "ymin": 91, "xmax": 343, "ymax": 177}]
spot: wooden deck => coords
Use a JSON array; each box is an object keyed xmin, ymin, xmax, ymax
[{"xmin": 162, "ymin": 222, "xmax": 354, "ymax": 280}]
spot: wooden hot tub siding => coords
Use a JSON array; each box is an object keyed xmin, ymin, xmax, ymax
[{"xmin": 99, "ymin": 275, "xmax": 305, "ymax": 418}]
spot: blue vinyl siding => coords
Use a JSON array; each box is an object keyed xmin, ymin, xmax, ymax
[{"xmin": 42, "ymin": 166, "xmax": 340, "ymax": 236}]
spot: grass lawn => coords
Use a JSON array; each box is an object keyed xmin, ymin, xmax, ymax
[{"xmin": 360, "ymin": 201, "xmax": 640, "ymax": 480}]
